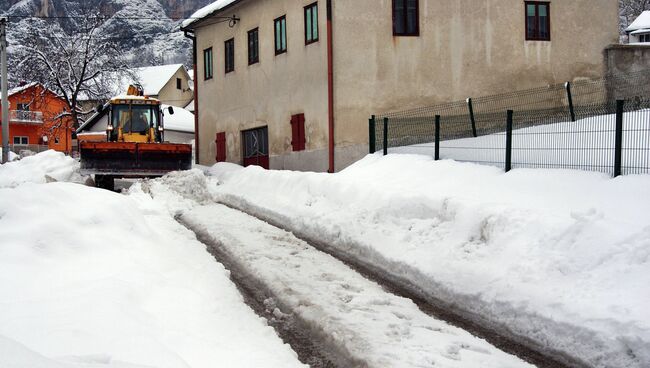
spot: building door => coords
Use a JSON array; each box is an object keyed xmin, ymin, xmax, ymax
[{"xmin": 242, "ymin": 126, "xmax": 269, "ymax": 169}]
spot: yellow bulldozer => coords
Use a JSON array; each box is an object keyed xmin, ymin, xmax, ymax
[{"xmin": 78, "ymin": 85, "xmax": 192, "ymax": 190}]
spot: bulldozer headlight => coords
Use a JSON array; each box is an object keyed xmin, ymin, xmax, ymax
[
  {"xmin": 158, "ymin": 125, "xmax": 164, "ymax": 132},
  {"xmin": 107, "ymin": 124, "xmax": 114, "ymax": 131}
]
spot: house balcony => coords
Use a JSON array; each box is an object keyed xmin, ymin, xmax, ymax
[{"xmin": 10, "ymin": 110, "xmax": 43, "ymax": 124}]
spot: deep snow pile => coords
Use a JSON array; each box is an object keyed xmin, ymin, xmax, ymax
[
  {"xmin": 206, "ymin": 154, "xmax": 650, "ymax": 368},
  {"xmin": 0, "ymin": 150, "xmax": 85, "ymax": 188},
  {"xmin": 0, "ymin": 152, "xmax": 305, "ymax": 368}
]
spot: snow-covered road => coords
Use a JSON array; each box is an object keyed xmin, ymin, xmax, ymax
[
  {"xmin": 137, "ymin": 172, "xmax": 534, "ymax": 367},
  {"xmin": 182, "ymin": 204, "xmax": 534, "ymax": 368}
]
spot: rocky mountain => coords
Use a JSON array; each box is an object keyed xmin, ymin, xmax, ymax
[{"xmin": 2, "ymin": 0, "xmax": 214, "ymax": 68}]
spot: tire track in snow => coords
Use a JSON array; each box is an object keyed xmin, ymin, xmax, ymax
[
  {"xmin": 177, "ymin": 204, "xmax": 535, "ymax": 368},
  {"xmin": 177, "ymin": 215, "xmax": 352, "ymax": 368},
  {"xmin": 209, "ymin": 198, "xmax": 588, "ymax": 368}
]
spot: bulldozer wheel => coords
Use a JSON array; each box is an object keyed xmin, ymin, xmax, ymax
[{"xmin": 95, "ymin": 175, "xmax": 115, "ymax": 191}]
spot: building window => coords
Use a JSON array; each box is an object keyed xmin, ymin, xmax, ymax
[
  {"xmin": 13, "ymin": 136, "xmax": 28, "ymax": 145},
  {"xmin": 393, "ymin": 0, "xmax": 419, "ymax": 36},
  {"xmin": 225, "ymin": 38, "xmax": 235, "ymax": 73},
  {"xmin": 304, "ymin": 3, "xmax": 319, "ymax": 44},
  {"xmin": 215, "ymin": 132, "xmax": 227, "ymax": 162},
  {"xmin": 525, "ymin": 2, "xmax": 550, "ymax": 41},
  {"xmin": 248, "ymin": 28, "xmax": 259, "ymax": 65},
  {"xmin": 55, "ymin": 137, "xmax": 60, "ymax": 144},
  {"xmin": 274, "ymin": 15, "xmax": 287, "ymax": 55},
  {"xmin": 640, "ymin": 34, "xmax": 650, "ymax": 43},
  {"xmin": 176, "ymin": 78, "xmax": 182, "ymax": 90},
  {"xmin": 17, "ymin": 103, "xmax": 29, "ymax": 111},
  {"xmin": 290, "ymin": 113, "xmax": 306, "ymax": 151},
  {"xmin": 203, "ymin": 47, "xmax": 213, "ymax": 80}
]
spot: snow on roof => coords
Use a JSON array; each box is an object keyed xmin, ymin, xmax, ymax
[
  {"xmin": 626, "ymin": 11, "xmax": 650, "ymax": 32},
  {"xmin": 630, "ymin": 28, "xmax": 650, "ymax": 35},
  {"xmin": 7, "ymin": 82, "xmax": 39, "ymax": 97},
  {"xmin": 163, "ymin": 104, "xmax": 195, "ymax": 133},
  {"xmin": 134, "ymin": 64, "xmax": 185, "ymax": 96},
  {"xmin": 182, "ymin": 0, "xmax": 240, "ymax": 29}
]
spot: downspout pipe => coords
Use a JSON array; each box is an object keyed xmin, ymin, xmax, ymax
[
  {"xmin": 183, "ymin": 30, "xmax": 200, "ymax": 165},
  {"xmin": 326, "ymin": 0, "xmax": 335, "ymax": 173}
]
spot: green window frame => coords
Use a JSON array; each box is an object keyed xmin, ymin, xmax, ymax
[
  {"xmin": 274, "ymin": 15, "xmax": 287, "ymax": 55},
  {"xmin": 224, "ymin": 38, "xmax": 235, "ymax": 73},
  {"xmin": 304, "ymin": 2, "xmax": 319, "ymax": 45},
  {"xmin": 203, "ymin": 47, "xmax": 213, "ymax": 80},
  {"xmin": 248, "ymin": 28, "xmax": 259, "ymax": 65}
]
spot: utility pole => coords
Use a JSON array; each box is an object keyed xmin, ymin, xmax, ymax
[{"xmin": 1, "ymin": 17, "xmax": 9, "ymax": 164}]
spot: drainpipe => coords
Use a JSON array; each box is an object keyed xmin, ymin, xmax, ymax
[
  {"xmin": 184, "ymin": 30, "xmax": 200, "ymax": 164},
  {"xmin": 326, "ymin": 0, "xmax": 335, "ymax": 173}
]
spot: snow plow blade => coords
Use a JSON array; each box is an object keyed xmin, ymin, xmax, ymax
[{"xmin": 79, "ymin": 141, "xmax": 192, "ymax": 177}]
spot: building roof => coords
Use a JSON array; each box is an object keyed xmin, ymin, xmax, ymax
[
  {"xmin": 8, "ymin": 82, "xmax": 39, "ymax": 97},
  {"xmin": 76, "ymin": 103, "xmax": 110, "ymax": 133},
  {"xmin": 626, "ymin": 11, "xmax": 650, "ymax": 32},
  {"xmin": 163, "ymin": 104, "xmax": 195, "ymax": 133},
  {"xmin": 182, "ymin": 0, "xmax": 242, "ymax": 29},
  {"xmin": 133, "ymin": 64, "xmax": 187, "ymax": 96}
]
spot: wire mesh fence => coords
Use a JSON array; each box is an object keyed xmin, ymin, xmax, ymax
[{"xmin": 370, "ymin": 69, "xmax": 650, "ymax": 177}]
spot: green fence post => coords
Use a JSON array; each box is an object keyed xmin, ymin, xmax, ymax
[
  {"xmin": 383, "ymin": 117, "xmax": 389, "ymax": 156},
  {"xmin": 434, "ymin": 115, "xmax": 440, "ymax": 160},
  {"xmin": 369, "ymin": 115, "xmax": 376, "ymax": 153},
  {"xmin": 614, "ymin": 100, "xmax": 625, "ymax": 177},
  {"xmin": 467, "ymin": 98, "xmax": 478, "ymax": 137},
  {"xmin": 505, "ymin": 110, "xmax": 513, "ymax": 172},
  {"xmin": 566, "ymin": 82, "xmax": 576, "ymax": 122}
]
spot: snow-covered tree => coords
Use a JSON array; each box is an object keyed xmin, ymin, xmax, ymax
[{"xmin": 9, "ymin": 11, "xmax": 135, "ymax": 128}]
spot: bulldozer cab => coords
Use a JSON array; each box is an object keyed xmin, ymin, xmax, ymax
[{"xmin": 108, "ymin": 98, "xmax": 162, "ymax": 143}]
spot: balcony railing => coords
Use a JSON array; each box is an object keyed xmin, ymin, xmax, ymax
[{"xmin": 10, "ymin": 110, "xmax": 43, "ymax": 123}]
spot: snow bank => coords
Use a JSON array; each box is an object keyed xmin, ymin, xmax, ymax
[
  {"xmin": 0, "ymin": 168, "xmax": 304, "ymax": 367},
  {"xmin": 0, "ymin": 150, "xmax": 84, "ymax": 188},
  {"xmin": 207, "ymin": 155, "xmax": 650, "ymax": 368}
]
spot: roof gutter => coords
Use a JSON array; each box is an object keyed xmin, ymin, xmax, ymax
[
  {"xmin": 183, "ymin": 30, "xmax": 200, "ymax": 165},
  {"xmin": 326, "ymin": 0, "xmax": 335, "ymax": 173}
]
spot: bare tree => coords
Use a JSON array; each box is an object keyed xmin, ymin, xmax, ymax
[
  {"xmin": 10, "ymin": 11, "xmax": 134, "ymax": 128},
  {"xmin": 620, "ymin": 0, "xmax": 650, "ymax": 41}
]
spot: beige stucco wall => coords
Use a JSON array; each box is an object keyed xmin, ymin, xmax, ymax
[
  {"xmin": 194, "ymin": 0, "xmax": 329, "ymax": 170},
  {"xmin": 194, "ymin": 0, "xmax": 619, "ymax": 171},
  {"xmin": 157, "ymin": 68, "xmax": 194, "ymax": 108},
  {"xmin": 332, "ymin": 0, "xmax": 619, "ymax": 169}
]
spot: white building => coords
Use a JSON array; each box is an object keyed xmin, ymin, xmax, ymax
[{"xmin": 626, "ymin": 11, "xmax": 650, "ymax": 44}]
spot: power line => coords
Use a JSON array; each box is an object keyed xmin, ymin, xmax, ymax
[{"xmin": 4, "ymin": 14, "xmax": 236, "ymax": 22}]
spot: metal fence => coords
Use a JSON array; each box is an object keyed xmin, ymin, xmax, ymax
[
  {"xmin": 369, "ymin": 70, "xmax": 650, "ymax": 177},
  {"xmin": 8, "ymin": 144, "xmax": 50, "ymax": 155}
]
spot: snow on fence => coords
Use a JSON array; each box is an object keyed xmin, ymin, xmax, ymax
[{"xmin": 370, "ymin": 70, "xmax": 650, "ymax": 176}]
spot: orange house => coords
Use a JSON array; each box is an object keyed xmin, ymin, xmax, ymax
[{"xmin": 0, "ymin": 83, "xmax": 73, "ymax": 154}]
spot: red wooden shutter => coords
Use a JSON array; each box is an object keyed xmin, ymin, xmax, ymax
[
  {"xmin": 290, "ymin": 113, "xmax": 306, "ymax": 152},
  {"xmin": 290, "ymin": 115, "xmax": 299, "ymax": 151},
  {"xmin": 215, "ymin": 132, "xmax": 226, "ymax": 162},
  {"xmin": 297, "ymin": 113, "xmax": 306, "ymax": 151}
]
